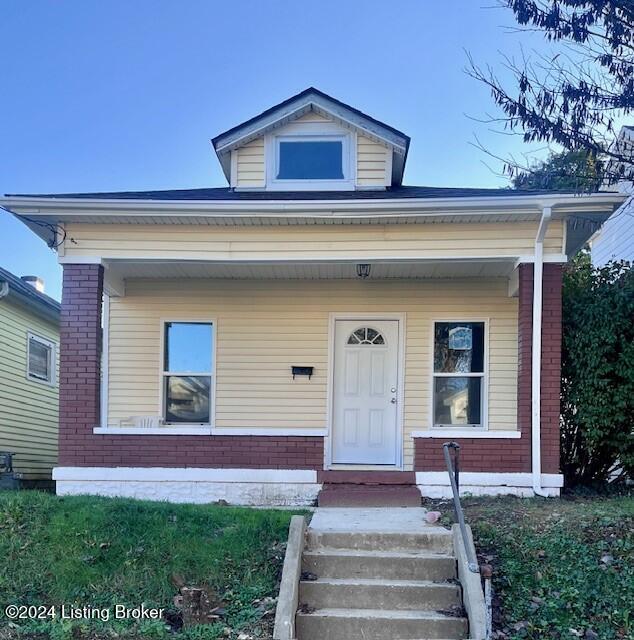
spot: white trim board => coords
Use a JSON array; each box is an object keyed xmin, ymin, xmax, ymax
[
  {"xmin": 57, "ymin": 254, "xmax": 570, "ymax": 266},
  {"xmin": 411, "ymin": 430, "xmax": 521, "ymax": 439},
  {"xmin": 415, "ymin": 472, "xmax": 563, "ymax": 488},
  {"xmin": 93, "ymin": 427, "xmax": 328, "ymax": 436},
  {"xmin": 53, "ymin": 467, "xmax": 318, "ymax": 483},
  {"xmin": 100, "ymin": 294, "xmax": 110, "ymax": 428}
]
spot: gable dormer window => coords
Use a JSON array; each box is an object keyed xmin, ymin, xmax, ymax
[
  {"xmin": 214, "ymin": 88, "xmax": 410, "ymax": 192},
  {"xmin": 277, "ymin": 137, "xmax": 345, "ymax": 180},
  {"xmin": 265, "ymin": 124, "xmax": 353, "ymax": 191}
]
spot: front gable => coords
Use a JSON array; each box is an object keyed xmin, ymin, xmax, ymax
[{"xmin": 213, "ymin": 88, "xmax": 409, "ymax": 191}]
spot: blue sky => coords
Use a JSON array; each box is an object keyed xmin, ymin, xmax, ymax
[{"xmin": 1, "ymin": 1, "xmax": 557, "ymax": 301}]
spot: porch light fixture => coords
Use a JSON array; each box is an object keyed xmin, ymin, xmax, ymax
[{"xmin": 356, "ymin": 263, "xmax": 371, "ymax": 279}]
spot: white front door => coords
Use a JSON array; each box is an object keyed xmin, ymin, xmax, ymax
[{"xmin": 332, "ymin": 319, "xmax": 400, "ymax": 465}]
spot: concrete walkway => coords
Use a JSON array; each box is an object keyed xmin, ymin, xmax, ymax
[{"xmin": 309, "ymin": 507, "xmax": 432, "ymax": 534}]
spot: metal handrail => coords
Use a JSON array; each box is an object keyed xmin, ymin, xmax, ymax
[{"xmin": 443, "ymin": 442, "xmax": 479, "ymax": 573}]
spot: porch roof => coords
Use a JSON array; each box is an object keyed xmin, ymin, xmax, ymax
[{"xmin": 103, "ymin": 257, "xmax": 520, "ymax": 289}]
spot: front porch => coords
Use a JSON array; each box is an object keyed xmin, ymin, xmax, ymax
[{"xmin": 54, "ymin": 254, "xmax": 563, "ymax": 503}]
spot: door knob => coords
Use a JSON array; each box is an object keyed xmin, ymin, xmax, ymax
[
  {"xmin": 391, "ymin": 387, "xmax": 396, "ymax": 393},
  {"xmin": 390, "ymin": 397, "xmax": 397, "ymax": 404}
]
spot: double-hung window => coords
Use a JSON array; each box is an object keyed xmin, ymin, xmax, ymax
[
  {"xmin": 432, "ymin": 322, "xmax": 486, "ymax": 428},
  {"xmin": 162, "ymin": 322, "xmax": 214, "ymax": 425},
  {"xmin": 27, "ymin": 333, "xmax": 56, "ymax": 385}
]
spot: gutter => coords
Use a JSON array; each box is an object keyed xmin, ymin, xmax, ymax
[
  {"xmin": 0, "ymin": 192, "xmax": 625, "ymax": 216},
  {"xmin": 532, "ymin": 206, "xmax": 552, "ymax": 498}
]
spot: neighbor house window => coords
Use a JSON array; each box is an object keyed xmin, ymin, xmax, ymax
[
  {"xmin": 433, "ymin": 322, "xmax": 485, "ymax": 428},
  {"xmin": 27, "ymin": 333, "xmax": 56, "ymax": 385},
  {"xmin": 276, "ymin": 137, "xmax": 344, "ymax": 180},
  {"xmin": 163, "ymin": 322, "xmax": 214, "ymax": 424}
]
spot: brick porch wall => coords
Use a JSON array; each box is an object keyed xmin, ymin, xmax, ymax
[
  {"xmin": 58, "ymin": 264, "xmax": 324, "ymax": 470},
  {"xmin": 414, "ymin": 263, "xmax": 562, "ymax": 474}
]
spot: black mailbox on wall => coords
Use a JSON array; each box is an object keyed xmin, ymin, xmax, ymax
[{"xmin": 291, "ymin": 366, "xmax": 314, "ymax": 380}]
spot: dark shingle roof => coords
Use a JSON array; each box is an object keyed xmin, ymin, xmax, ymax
[
  {"xmin": 5, "ymin": 185, "xmax": 582, "ymax": 201},
  {"xmin": 0, "ymin": 266, "xmax": 60, "ymax": 318}
]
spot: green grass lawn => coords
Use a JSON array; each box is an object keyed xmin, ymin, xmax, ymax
[
  {"xmin": 0, "ymin": 490, "xmax": 304, "ymax": 640},
  {"xmin": 461, "ymin": 494, "xmax": 634, "ymax": 640}
]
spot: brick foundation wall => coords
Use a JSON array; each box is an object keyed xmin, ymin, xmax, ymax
[
  {"xmin": 414, "ymin": 263, "xmax": 562, "ymax": 474},
  {"xmin": 58, "ymin": 264, "xmax": 324, "ymax": 470}
]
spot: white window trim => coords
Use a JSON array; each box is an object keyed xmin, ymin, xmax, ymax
[
  {"xmin": 26, "ymin": 332, "xmax": 57, "ymax": 386},
  {"xmin": 264, "ymin": 122, "xmax": 356, "ymax": 191},
  {"xmin": 159, "ymin": 319, "xmax": 217, "ymax": 427},
  {"xmin": 430, "ymin": 319, "xmax": 489, "ymax": 430}
]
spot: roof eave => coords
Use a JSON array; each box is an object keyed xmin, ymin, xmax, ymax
[
  {"xmin": 1, "ymin": 191, "xmax": 625, "ymax": 215},
  {"xmin": 0, "ymin": 281, "xmax": 60, "ymax": 323}
]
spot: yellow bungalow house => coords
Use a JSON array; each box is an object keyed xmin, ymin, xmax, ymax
[
  {"xmin": 0, "ymin": 267, "xmax": 60, "ymax": 487},
  {"xmin": 2, "ymin": 88, "xmax": 626, "ymax": 504}
]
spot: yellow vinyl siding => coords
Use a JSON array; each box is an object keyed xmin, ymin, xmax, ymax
[
  {"xmin": 357, "ymin": 134, "xmax": 390, "ymax": 186},
  {"xmin": 293, "ymin": 112, "xmax": 332, "ymax": 123},
  {"xmin": 107, "ymin": 278, "xmax": 518, "ymax": 469},
  {"xmin": 63, "ymin": 220, "xmax": 565, "ymax": 261},
  {"xmin": 235, "ymin": 138, "xmax": 265, "ymax": 187},
  {"xmin": 0, "ymin": 298, "xmax": 58, "ymax": 480}
]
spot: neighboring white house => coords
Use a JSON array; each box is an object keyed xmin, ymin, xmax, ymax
[{"xmin": 591, "ymin": 126, "xmax": 634, "ymax": 266}]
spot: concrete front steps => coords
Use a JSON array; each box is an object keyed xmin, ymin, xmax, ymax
[{"xmin": 296, "ymin": 509, "xmax": 468, "ymax": 640}]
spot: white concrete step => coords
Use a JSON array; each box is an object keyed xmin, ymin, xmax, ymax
[
  {"xmin": 306, "ymin": 529, "xmax": 454, "ymax": 554},
  {"xmin": 299, "ymin": 577, "xmax": 461, "ymax": 610},
  {"xmin": 295, "ymin": 607, "xmax": 468, "ymax": 640},
  {"xmin": 302, "ymin": 548, "xmax": 457, "ymax": 581}
]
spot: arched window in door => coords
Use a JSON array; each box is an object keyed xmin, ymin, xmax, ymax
[{"xmin": 346, "ymin": 327, "xmax": 385, "ymax": 345}]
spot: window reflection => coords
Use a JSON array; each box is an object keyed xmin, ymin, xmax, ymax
[
  {"xmin": 434, "ymin": 377, "xmax": 482, "ymax": 426},
  {"xmin": 164, "ymin": 322, "xmax": 212, "ymax": 372},
  {"xmin": 434, "ymin": 322, "xmax": 484, "ymax": 373},
  {"xmin": 165, "ymin": 376, "xmax": 210, "ymax": 424}
]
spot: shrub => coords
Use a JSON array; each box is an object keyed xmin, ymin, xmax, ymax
[{"xmin": 561, "ymin": 254, "xmax": 634, "ymax": 486}]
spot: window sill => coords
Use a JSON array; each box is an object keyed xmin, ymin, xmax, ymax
[
  {"xmin": 94, "ymin": 426, "xmax": 212, "ymax": 436},
  {"xmin": 93, "ymin": 427, "xmax": 328, "ymax": 436},
  {"xmin": 27, "ymin": 374, "xmax": 56, "ymax": 387},
  {"xmin": 411, "ymin": 429, "xmax": 521, "ymax": 439}
]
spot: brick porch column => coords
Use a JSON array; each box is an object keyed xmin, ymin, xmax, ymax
[
  {"xmin": 58, "ymin": 264, "xmax": 104, "ymax": 466},
  {"xmin": 517, "ymin": 262, "xmax": 563, "ymax": 475}
]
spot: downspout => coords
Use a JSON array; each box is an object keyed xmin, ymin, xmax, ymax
[
  {"xmin": 0, "ymin": 282, "xmax": 9, "ymax": 300},
  {"xmin": 532, "ymin": 206, "xmax": 552, "ymax": 497}
]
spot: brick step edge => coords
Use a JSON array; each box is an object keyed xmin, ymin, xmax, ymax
[{"xmin": 317, "ymin": 471, "xmax": 416, "ymax": 485}]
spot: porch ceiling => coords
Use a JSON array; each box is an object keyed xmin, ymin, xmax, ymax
[{"xmin": 105, "ymin": 259, "xmax": 517, "ymax": 281}]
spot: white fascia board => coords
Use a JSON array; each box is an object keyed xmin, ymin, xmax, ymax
[
  {"xmin": 213, "ymin": 95, "xmax": 408, "ymax": 154},
  {"xmin": 61, "ymin": 255, "xmax": 525, "ymax": 266},
  {"xmin": 53, "ymin": 467, "xmax": 318, "ymax": 483},
  {"xmin": 1, "ymin": 192, "xmax": 624, "ymax": 217},
  {"xmin": 415, "ymin": 471, "xmax": 564, "ymax": 488}
]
